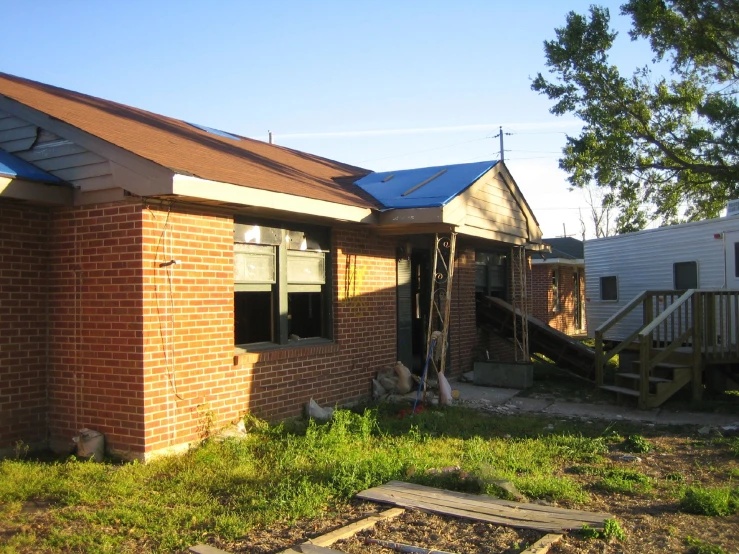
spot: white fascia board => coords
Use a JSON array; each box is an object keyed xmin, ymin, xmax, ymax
[
  {"xmin": 531, "ymin": 257, "xmax": 584, "ymax": 266},
  {"xmin": 0, "ymin": 176, "xmax": 74, "ymax": 205},
  {"xmin": 172, "ymin": 174, "xmax": 376, "ymax": 223}
]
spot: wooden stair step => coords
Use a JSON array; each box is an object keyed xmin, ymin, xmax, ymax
[
  {"xmin": 616, "ymin": 373, "xmax": 671, "ymax": 383},
  {"xmin": 631, "ymin": 362, "xmax": 691, "ymax": 370},
  {"xmin": 599, "ymin": 385, "xmax": 641, "ymax": 397}
]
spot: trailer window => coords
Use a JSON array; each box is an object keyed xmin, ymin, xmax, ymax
[
  {"xmin": 600, "ymin": 276, "xmax": 618, "ymax": 301},
  {"xmin": 673, "ymin": 261, "xmax": 698, "ymax": 289}
]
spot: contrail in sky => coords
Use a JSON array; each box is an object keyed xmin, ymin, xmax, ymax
[{"xmin": 273, "ymin": 120, "xmax": 581, "ymax": 140}]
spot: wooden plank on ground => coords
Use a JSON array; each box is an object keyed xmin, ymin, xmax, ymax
[
  {"xmin": 189, "ymin": 544, "xmax": 232, "ymax": 554},
  {"xmin": 357, "ymin": 481, "xmax": 611, "ymax": 533},
  {"xmin": 298, "ymin": 545, "xmax": 348, "ymax": 554},
  {"xmin": 521, "ymin": 534, "xmax": 563, "ymax": 554},
  {"xmin": 279, "ymin": 507, "xmax": 405, "ymax": 554}
]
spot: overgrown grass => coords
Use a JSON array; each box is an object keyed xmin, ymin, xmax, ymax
[
  {"xmin": 0, "ymin": 405, "xmax": 735, "ymax": 553},
  {"xmin": 680, "ymin": 485, "xmax": 739, "ymax": 516}
]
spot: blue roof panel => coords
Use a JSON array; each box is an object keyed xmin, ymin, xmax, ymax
[
  {"xmin": 0, "ymin": 149, "xmax": 64, "ymax": 184},
  {"xmin": 354, "ymin": 160, "xmax": 498, "ymax": 208}
]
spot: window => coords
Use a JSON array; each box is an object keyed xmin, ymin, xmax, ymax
[
  {"xmin": 475, "ymin": 252, "xmax": 507, "ymax": 298},
  {"xmin": 600, "ymin": 276, "xmax": 618, "ymax": 301},
  {"xmin": 234, "ymin": 221, "xmax": 331, "ymax": 347},
  {"xmin": 674, "ymin": 261, "xmax": 698, "ymax": 289},
  {"xmin": 551, "ymin": 268, "xmax": 560, "ymax": 312}
]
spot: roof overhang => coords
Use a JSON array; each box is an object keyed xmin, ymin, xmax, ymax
[
  {"xmin": 532, "ymin": 257, "xmax": 584, "ymax": 266},
  {"xmin": 0, "ymin": 175, "xmax": 74, "ymax": 205},
  {"xmin": 171, "ymin": 174, "xmax": 377, "ymax": 224}
]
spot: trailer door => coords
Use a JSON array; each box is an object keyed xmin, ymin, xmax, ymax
[{"xmin": 726, "ymin": 231, "xmax": 739, "ymax": 289}]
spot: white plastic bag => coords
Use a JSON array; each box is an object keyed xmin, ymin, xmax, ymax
[
  {"xmin": 73, "ymin": 428, "xmax": 105, "ymax": 461},
  {"xmin": 438, "ymin": 372, "xmax": 453, "ymax": 406},
  {"xmin": 394, "ymin": 361, "xmax": 413, "ymax": 394}
]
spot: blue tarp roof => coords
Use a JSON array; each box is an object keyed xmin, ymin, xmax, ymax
[
  {"xmin": 354, "ymin": 160, "xmax": 498, "ymax": 209},
  {"xmin": 0, "ymin": 149, "xmax": 64, "ymax": 184}
]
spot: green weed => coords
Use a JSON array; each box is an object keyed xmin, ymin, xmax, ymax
[
  {"xmin": 579, "ymin": 518, "xmax": 625, "ymax": 542},
  {"xmin": 680, "ymin": 486, "xmax": 739, "ymax": 516},
  {"xmin": 593, "ymin": 468, "xmax": 653, "ymax": 495},
  {"xmin": 622, "ymin": 434, "xmax": 652, "ymax": 453},
  {"xmin": 685, "ymin": 535, "xmax": 727, "ymax": 554}
]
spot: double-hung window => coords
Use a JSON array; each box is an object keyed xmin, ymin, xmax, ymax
[{"xmin": 234, "ymin": 221, "xmax": 331, "ymax": 347}]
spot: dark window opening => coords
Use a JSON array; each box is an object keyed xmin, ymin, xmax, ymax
[
  {"xmin": 734, "ymin": 243, "xmax": 739, "ymax": 278},
  {"xmin": 600, "ymin": 276, "xmax": 618, "ymax": 301},
  {"xmin": 674, "ymin": 261, "xmax": 698, "ymax": 289},
  {"xmin": 234, "ymin": 219, "xmax": 331, "ymax": 347},
  {"xmin": 235, "ymin": 291, "xmax": 272, "ymax": 344},
  {"xmin": 551, "ymin": 269, "xmax": 560, "ymax": 312},
  {"xmin": 288, "ymin": 292, "xmax": 324, "ymax": 339}
]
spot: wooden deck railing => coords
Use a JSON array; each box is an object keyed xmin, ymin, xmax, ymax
[{"xmin": 595, "ymin": 289, "xmax": 739, "ymax": 408}]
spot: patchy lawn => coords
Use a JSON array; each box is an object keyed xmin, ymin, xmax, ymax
[{"xmin": 1, "ymin": 403, "xmax": 738, "ymax": 554}]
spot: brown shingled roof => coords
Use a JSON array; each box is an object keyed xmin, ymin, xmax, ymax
[{"xmin": 0, "ymin": 72, "xmax": 379, "ymax": 209}]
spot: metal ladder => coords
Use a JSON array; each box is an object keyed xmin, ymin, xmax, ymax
[
  {"xmin": 424, "ymin": 233, "xmax": 457, "ymax": 376},
  {"xmin": 511, "ymin": 245, "xmax": 530, "ymax": 362}
]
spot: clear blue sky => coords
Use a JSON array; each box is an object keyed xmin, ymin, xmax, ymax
[{"xmin": 3, "ymin": 0, "xmax": 649, "ymax": 238}]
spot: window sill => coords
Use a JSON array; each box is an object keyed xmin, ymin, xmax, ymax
[{"xmin": 234, "ymin": 338, "xmax": 338, "ymax": 365}]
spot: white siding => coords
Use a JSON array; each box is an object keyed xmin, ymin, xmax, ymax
[
  {"xmin": 0, "ymin": 110, "xmax": 113, "ymax": 191},
  {"xmin": 585, "ymin": 216, "xmax": 739, "ymax": 340}
]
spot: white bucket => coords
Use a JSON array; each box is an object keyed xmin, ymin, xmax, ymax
[{"xmin": 73, "ymin": 429, "xmax": 105, "ymax": 461}]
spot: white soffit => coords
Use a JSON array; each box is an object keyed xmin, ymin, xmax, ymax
[{"xmin": 172, "ymin": 174, "xmax": 376, "ymax": 223}]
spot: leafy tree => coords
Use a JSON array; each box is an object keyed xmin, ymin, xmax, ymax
[{"xmin": 533, "ymin": 0, "xmax": 739, "ymax": 233}]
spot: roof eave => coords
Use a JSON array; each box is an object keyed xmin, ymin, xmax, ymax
[
  {"xmin": 171, "ymin": 174, "xmax": 377, "ymax": 224},
  {"xmin": 0, "ymin": 175, "xmax": 74, "ymax": 205}
]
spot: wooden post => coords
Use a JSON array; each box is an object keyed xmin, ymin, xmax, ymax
[
  {"xmin": 594, "ymin": 330, "xmax": 604, "ymax": 387},
  {"xmin": 692, "ymin": 292, "xmax": 703, "ymax": 403},
  {"xmin": 639, "ymin": 332, "xmax": 650, "ymax": 410}
]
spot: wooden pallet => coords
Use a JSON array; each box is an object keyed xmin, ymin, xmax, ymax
[{"xmin": 357, "ymin": 481, "xmax": 612, "ymax": 533}]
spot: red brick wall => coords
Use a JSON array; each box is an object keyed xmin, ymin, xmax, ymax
[
  {"xmin": 2, "ymin": 199, "xmax": 486, "ymax": 457},
  {"xmin": 234, "ymin": 227, "xmax": 398, "ymax": 421},
  {"xmin": 0, "ymin": 204, "xmax": 50, "ymax": 450},
  {"xmin": 46, "ymin": 202, "xmax": 145, "ymax": 454},
  {"xmin": 531, "ymin": 264, "xmax": 586, "ymax": 335},
  {"xmin": 450, "ymin": 247, "xmax": 476, "ymax": 377},
  {"xmin": 140, "ymin": 206, "xmax": 235, "ymax": 455}
]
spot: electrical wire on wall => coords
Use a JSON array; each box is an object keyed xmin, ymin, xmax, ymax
[
  {"xmin": 73, "ymin": 216, "xmax": 81, "ymax": 436},
  {"xmin": 146, "ymin": 200, "xmax": 183, "ymax": 447}
]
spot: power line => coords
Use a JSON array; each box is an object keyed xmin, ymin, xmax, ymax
[{"xmin": 357, "ymin": 136, "xmax": 490, "ymax": 163}]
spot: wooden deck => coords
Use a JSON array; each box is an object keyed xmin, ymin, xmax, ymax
[{"xmin": 357, "ymin": 481, "xmax": 612, "ymax": 533}]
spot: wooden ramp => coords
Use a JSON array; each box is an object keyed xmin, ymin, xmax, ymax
[
  {"xmin": 479, "ymin": 296, "xmax": 595, "ymax": 380},
  {"xmin": 357, "ymin": 481, "xmax": 611, "ymax": 533}
]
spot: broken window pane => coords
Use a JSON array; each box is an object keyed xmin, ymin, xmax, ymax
[{"xmin": 235, "ymin": 291, "xmax": 272, "ymax": 344}]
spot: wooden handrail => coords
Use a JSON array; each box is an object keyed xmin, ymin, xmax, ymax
[
  {"xmin": 638, "ymin": 289, "xmax": 694, "ymax": 338},
  {"xmin": 595, "ymin": 290, "xmax": 648, "ymax": 335}
]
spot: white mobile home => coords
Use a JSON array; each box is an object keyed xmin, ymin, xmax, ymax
[{"xmin": 585, "ymin": 213, "xmax": 739, "ymax": 341}]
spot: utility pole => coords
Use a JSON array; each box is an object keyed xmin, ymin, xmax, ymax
[{"xmin": 493, "ymin": 126, "xmax": 511, "ymax": 161}]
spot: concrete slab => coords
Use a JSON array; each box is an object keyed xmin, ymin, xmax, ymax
[
  {"xmin": 655, "ymin": 410, "xmax": 739, "ymax": 427},
  {"xmin": 506, "ymin": 398, "xmax": 554, "ymax": 413},
  {"xmin": 452, "ymin": 381, "xmax": 521, "ymax": 406},
  {"xmin": 543, "ymin": 402, "xmax": 660, "ymax": 423}
]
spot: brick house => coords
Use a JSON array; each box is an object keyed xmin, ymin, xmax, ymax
[
  {"xmin": 0, "ymin": 73, "xmax": 543, "ymax": 460},
  {"xmin": 530, "ymin": 237, "xmax": 586, "ymax": 336}
]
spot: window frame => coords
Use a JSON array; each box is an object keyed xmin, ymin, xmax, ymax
[
  {"xmin": 234, "ymin": 219, "xmax": 333, "ymax": 349},
  {"xmin": 551, "ymin": 268, "xmax": 561, "ymax": 313},
  {"xmin": 673, "ymin": 260, "xmax": 698, "ymax": 290},
  {"xmin": 600, "ymin": 275, "xmax": 618, "ymax": 302}
]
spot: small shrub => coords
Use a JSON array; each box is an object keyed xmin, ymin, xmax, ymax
[
  {"xmin": 579, "ymin": 519, "xmax": 625, "ymax": 542},
  {"xmin": 728, "ymin": 437, "xmax": 739, "ymax": 458},
  {"xmin": 665, "ymin": 472, "xmax": 685, "ymax": 483},
  {"xmin": 685, "ymin": 535, "xmax": 727, "ymax": 554},
  {"xmin": 594, "ymin": 468, "xmax": 652, "ymax": 495},
  {"xmin": 680, "ymin": 486, "xmax": 739, "ymax": 516},
  {"xmin": 622, "ymin": 435, "xmax": 652, "ymax": 454},
  {"xmin": 603, "ymin": 518, "xmax": 626, "ymax": 541}
]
